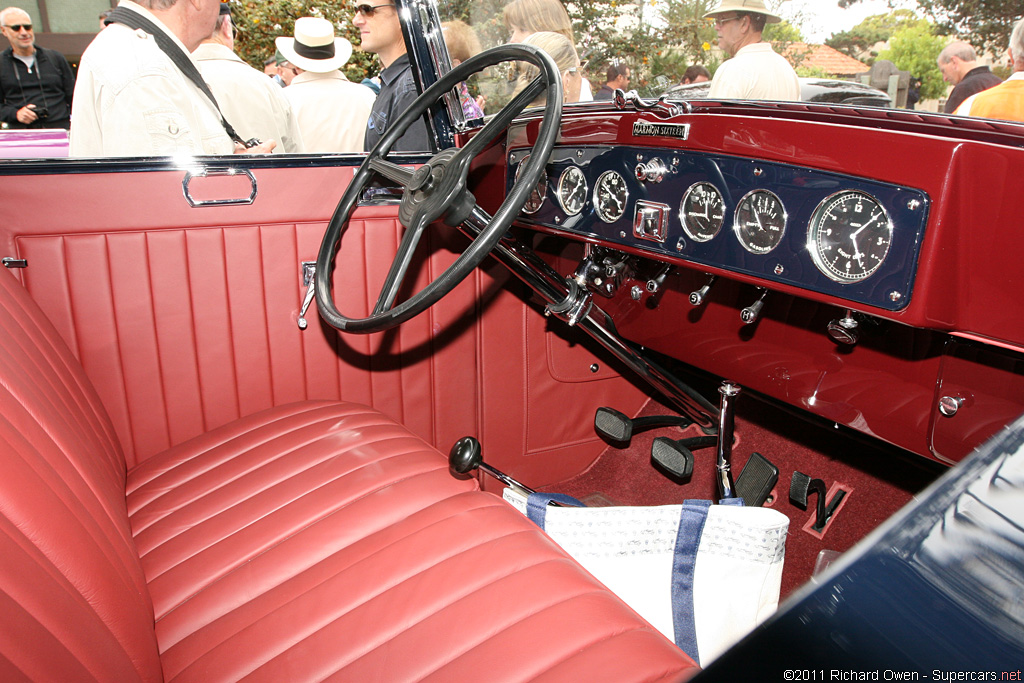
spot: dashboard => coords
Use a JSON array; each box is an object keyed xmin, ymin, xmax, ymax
[{"xmin": 506, "ymin": 145, "xmax": 930, "ymax": 312}]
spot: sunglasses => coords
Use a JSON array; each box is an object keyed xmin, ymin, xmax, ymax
[
  {"xmin": 353, "ymin": 3, "xmax": 394, "ymax": 17},
  {"xmin": 4, "ymin": 23, "xmax": 32, "ymax": 32}
]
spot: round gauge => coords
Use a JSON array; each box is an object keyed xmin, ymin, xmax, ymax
[
  {"xmin": 808, "ymin": 190, "xmax": 892, "ymax": 283},
  {"xmin": 515, "ymin": 154, "xmax": 548, "ymax": 215},
  {"xmin": 556, "ymin": 166, "xmax": 587, "ymax": 215},
  {"xmin": 680, "ymin": 182, "xmax": 726, "ymax": 242},
  {"xmin": 734, "ymin": 189, "xmax": 787, "ymax": 254},
  {"xmin": 593, "ymin": 170, "xmax": 628, "ymax": 223}
]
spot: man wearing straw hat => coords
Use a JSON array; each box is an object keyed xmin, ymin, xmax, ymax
[
  {"xmin": 194, "ymin": 4, "xmax": 303, "ymax": 153},
  {"xmin": 276, "ymin": 16, "xmax": 376, "ymax": 154},
  {"xmin": 703, "ymin": 0, "xmax": 799, "ymax": 101}
]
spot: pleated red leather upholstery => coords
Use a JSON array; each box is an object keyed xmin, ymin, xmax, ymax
[{"xmin": 0, "ymin": 267, "xmax": 698, "ymax": 682}]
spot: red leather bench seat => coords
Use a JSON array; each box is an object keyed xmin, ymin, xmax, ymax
[{"xmin": 0, "ymin": 267, "xmax": 697, "ymax": 682}]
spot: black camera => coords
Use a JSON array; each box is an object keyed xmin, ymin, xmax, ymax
[{"xmin": 29, "ymin": 105, "xmax": 48, "ymax": 120}]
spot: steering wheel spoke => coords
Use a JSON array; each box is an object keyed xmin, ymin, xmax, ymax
[
  {"xmin": 315, "ymin": 44, "xmax": 564, "ymax": 333},
  {"xmin": 367, "ymin": 157, "xmax": 417, "ymax": 188},
  {"xmin": 373, "ymin": 214, "xmax": 431, "ymax": 314}
]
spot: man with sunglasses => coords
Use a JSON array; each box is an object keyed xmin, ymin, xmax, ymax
[
  {"xmin": 0, "ymin": 6, "xmax": 75, "ymax": 130},
  {"xmin": 354, "ymin": 1, "xmax": 432, "ymax": 152},
  {"xmin": 703, "ymin": 0, "xmax": 798, "ymax": 102}
]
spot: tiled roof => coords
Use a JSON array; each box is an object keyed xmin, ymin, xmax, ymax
[{"xmin": 784, "ymin": 42, "xmax": 869, "ymax": 76}]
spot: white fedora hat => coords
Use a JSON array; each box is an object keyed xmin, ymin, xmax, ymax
[
  {"xmin": 275, "ymin": 17, "xmax": 353, "ymax": 73},
  {"xmin": 704, "ymin": 0, "xmax": 782, "ymax": 24}
]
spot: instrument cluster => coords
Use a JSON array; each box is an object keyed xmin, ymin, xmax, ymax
[{"xmin": 506, "ymin": 145, "xmax": 930, "ymax": 311}]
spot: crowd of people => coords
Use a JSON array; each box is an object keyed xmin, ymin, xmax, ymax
[{"xmin": 2, "ymin": 0, "xmax": 1024, "ymax": 158}]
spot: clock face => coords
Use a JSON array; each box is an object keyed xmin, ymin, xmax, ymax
[
  {"xmin": 680, "ymin": 182, "xmax": 725, "ymax": 242},
  {"xmin": 557, "ymin": 166, "xmax": 587, "ymax": 215},
  {"xmin": 593, "ymin": 170, "xmax": 628, "ymax": 223},
  {"xmin": 809, "ymin": 191, "xmax": 892, "ymax": 283},
  {"xmin": 734, "ymin": 189, "xmax": 787, "ymax": 254},
  {"xmin": 515, "ymin": 154, "xmax": 548, "ymax": 215}
]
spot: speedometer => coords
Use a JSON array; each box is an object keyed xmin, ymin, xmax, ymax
[
  {"xmin": 557, "ymin": 166, "xmax": 587, "ymax": 215},
  {"xmin": 594, "ymin": 170, "xmax": 628, "ymax": 223},
  {"xmin": 808, "ymin": 190, "xmax": 892, "ymax": 283}
]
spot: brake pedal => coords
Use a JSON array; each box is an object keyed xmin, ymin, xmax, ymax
[
  {"xmin": 651, "ymin": 435, "xmax": 717, "ymax": 480},
  {"xmin": 734, "ymin": 452, "xmax": 779, "ymax": 507}
]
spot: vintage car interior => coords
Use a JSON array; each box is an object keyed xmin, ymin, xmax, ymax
[{"xmin": 2, "ymin": 0, "xmax": 1023, "ymax": 679}]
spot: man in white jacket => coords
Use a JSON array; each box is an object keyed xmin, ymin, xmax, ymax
[
  {"xmin": 193, "ymin": 4, "xmax": 303, "ymax": 153},
  {"xmin": 70, "ymin": 0, "xmax": 276, "ymax": 157},
  {"xmin": 277, "ymin": 17, "xmax": 375, "ymax": 154}
]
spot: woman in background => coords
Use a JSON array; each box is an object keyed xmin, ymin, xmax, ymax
[
  {"xmin": 502, "ymin": 0, "xmax": 593, "ymax": 101},
  {"xmin": 511, "ymin": 31, "xmax": 583, "ymax": 106}
]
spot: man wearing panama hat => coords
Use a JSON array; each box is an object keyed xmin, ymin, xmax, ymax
[
  {"xmin": 194, "ymin": 4, "xmax": 304, "ymax": 152},
  {"xmin": 703, "ymin": 0, "xmax": 799, "ymax": 101},
  {"xmin": 277, "ymin": 16, "xmax": 376, "ymax": 153}
]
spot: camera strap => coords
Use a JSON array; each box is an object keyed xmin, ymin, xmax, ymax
[{"xmin": 107, "ymin": 6, "xmax": 249, "ymax": 147}]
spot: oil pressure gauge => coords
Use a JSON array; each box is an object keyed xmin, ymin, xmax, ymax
[{"xmin": 680, "ymin": 182, "xmax": 725, "ymax": 242}]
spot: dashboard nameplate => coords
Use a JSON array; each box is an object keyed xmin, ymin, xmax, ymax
[{"xmin": 632, "ymin": 121, "xmax": 690, "ymax": 139}]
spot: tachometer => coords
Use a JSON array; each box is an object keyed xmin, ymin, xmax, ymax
[
  {"xmin": 808, "ymin": 190, "xmax": 892, "ymax": 282},
  {"xmin": 594, "ymin": 170, "xmax": 628, "ymax": 223},
  {"xmin": 734, "ymin": 189, "xmax": 786, "ymax": 254},
  {"xmin": 515, "ymin": 154, "xmax": 548, "ymax": 215},
  {"xmin": 557, "ymin": 166, "xmax": 587, "ymax": 215},
  {"xmin": 680, "ymin": 182, "xmax": 725, "ymax": 242}
]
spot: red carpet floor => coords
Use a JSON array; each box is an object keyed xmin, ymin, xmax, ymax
[{"xmin": 547, "ymin": 394, "xmax": 944, "ymax": 598}]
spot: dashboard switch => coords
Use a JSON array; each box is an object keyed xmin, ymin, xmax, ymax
[
  {"xmin": 634, "ymin": 157, "xmax": 669, "ymax": 183},
  {"xmin": 741, "ymin": 288, "xmax": 769, "ymax": 324},
  {"xmin": 632, "ymin": 200, "xmax": 670, "ymax": 243},
  {"xmin": 689, "ymin": 275, "xmax": 717, "ymax": 306}
]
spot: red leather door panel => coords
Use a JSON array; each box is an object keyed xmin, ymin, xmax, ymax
[{"xmin": 1, "ymin": 162, "xmax": 646, "ymax": 481}]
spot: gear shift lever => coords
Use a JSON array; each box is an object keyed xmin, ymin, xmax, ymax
[{"xmin": 449, "ymin": 436, "xmax": 537, "ymax": 497}]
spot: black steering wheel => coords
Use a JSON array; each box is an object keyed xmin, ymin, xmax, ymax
[{"xmin": 314, "ymin": 44, "xmax": 563, "ymax": 333}]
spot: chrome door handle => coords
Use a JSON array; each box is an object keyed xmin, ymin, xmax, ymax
[{"xmin": 182, "ymin": 167, "xmax": 257, "ymax": 207}]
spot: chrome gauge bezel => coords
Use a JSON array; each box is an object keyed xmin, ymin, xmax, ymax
[
  {"xmin": 733, "ymin": 189, "xmax": 787, "ymax": 255},
  {"xmin": 515, "ymin": 154, "xmax": 547, "ymax": 215},
  {"xmin": 556, "ymin": 165, "xmax": 587, "ymax": 215},
  {"xmin": 679, "ymin": 182, "xmax": 726, "ymax": 243},
  {"xmin": 593, "ymin": 170, "xmax": 628, "ymax": 223},
  {"xmin": 808, "ymin": 190, "xmax": 893, "ymax": 283}
]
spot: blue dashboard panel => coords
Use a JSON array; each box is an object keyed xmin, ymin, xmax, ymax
[{"xmin": 507, "ymin": 145, "xmax": 930, "ymax": 311}]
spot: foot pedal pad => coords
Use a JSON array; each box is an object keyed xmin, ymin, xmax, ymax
[
  {"xmin": 594, "ymin": 407, "xmax": 692, "ymax": 446},
  {"xmin": 734, "ymin": 451, "xmax": 778, "ymax": 507},
  {"xmin": 790, "ymin": 471, "xmax": 847, "ymax": 532},
  {"xmin": 651, "ymin": 435, "xmax": 717, "ymax": 480}
]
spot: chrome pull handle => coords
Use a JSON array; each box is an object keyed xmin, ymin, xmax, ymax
[
  {"xmin": 182, "ymin": 167, "xmax": 257, "ymax": 207},
  {"xmin": 297, "ymin": 261, "xmax": 317, "ymax": 330}
]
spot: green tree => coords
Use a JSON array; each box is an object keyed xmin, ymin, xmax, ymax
[
  {"xmin": 825, "ymin": 9, "xmax": 920, "ymax": 61},
  {"xmin": 877, "ymin": 21, "xmax": 947, "ymax": 100},
  {"xmin": 839, "ymin": 0, "xmax": 1017, "ymax": 55}
]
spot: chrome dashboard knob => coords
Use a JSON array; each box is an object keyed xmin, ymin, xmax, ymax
[
  {"xmin": 938, "ymin": 396, "xmax": 964, "ymax": 418},
  {"xmin": 634, "ymin": 157, "xmax": 668, "ymax": 183}
]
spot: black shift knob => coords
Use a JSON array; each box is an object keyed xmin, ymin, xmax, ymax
[{"xmin": 449, "ymin": 436, "xmax": 482, "ymax": 474}]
